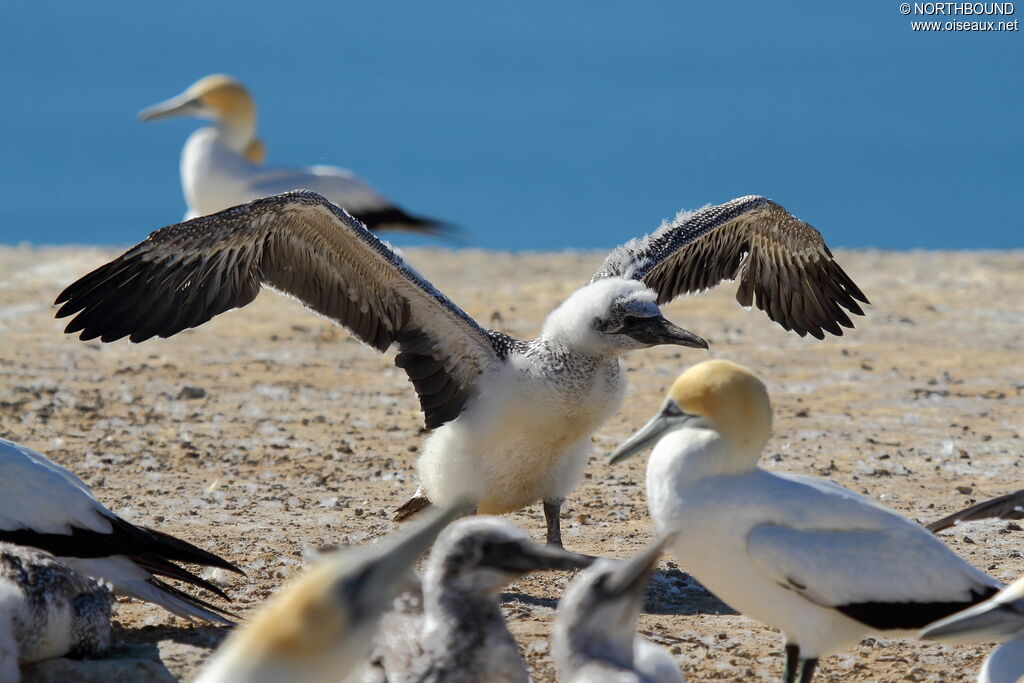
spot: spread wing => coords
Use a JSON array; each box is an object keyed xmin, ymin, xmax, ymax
[
  {"xmin": 928, "ymin": 490, "xmax": 1024, "ymax": 533},
  {"xmin": 747, "ymin": 523, "xmax": 999, "ymax": 630},
  {"xmin": 591, "ymin": 196, "xmax": 869, "ymax": 339},
  {"xmin": 55, "ymin": 191, "xmax": 502, "ymax": 429}
]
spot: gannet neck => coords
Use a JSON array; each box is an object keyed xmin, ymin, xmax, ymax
[{"xmin": 667, "ymin": 359, "xmax": 772, "ymax": 471}]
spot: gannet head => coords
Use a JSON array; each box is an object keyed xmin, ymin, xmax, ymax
[
  {"xmin": 425, "ymin": 517, "xmax": 593, "ymax": 601},
  {"xmin": 195, "ymin": 504, "xmax": 462, "ymax": 683},
  {"xmin": 608, "ymin": 360, "xmax": 773, "ymax": 468},
  {"xmin": 554, "ymin": 536, "xmax": 670, "ymax": 674},
  {"xmin": 541, "ymin": 278, "xmax": 708, "ymax": 357},
  {"xmin": 139, "ymin": 74, "xmax": 260, "ymax": 156},
  {"xmin": 921, "ymin": 576, "xmax": 1024, "ymax": 644}
]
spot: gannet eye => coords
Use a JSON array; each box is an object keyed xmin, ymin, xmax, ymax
[
  {"xmin": 662, "ymin": 402, "xmax": 684, "ymax": 417},
  {"xmin": 621, "ymin": 315, "xmax": 642, "ymax": 327}
]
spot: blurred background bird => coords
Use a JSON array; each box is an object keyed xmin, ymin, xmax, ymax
[
  {"xmin": 195, "ymin": 503, "xmax": 463, "ymax": 683},
  {"xmin": 139, "ymin": 74, "xmax": 452, "ymax": 235}
]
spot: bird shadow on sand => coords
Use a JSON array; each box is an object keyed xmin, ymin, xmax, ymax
[
  {"xmin": 22, "ymin": 624, "xmax": 230, "ymax": 683},
  {"xmin": 500, "ymin": 565, "xmax": 736, "ymax": 617},
  {"xmin": 643, "ymin": 566, "xmax": 738, "ymax": 616}
]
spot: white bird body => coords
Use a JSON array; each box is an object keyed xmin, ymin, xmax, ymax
[
  {"xmin": 0, "ymin": 543, "xmax": 111, "ymax": 681},
  {"xmin": 0, "ymin": 438, "xmax": 241, "ymax": 624},
  {"xmin": 142, "ymin": 74, "xmax": 447, "ymax": 234},
  {"xmin": 420, "ymin": 334, "xmax": 626, "ymax": 515},
  {"xmin": 179, "ymin": 126, "xmax": 395, "ymax": 222},
  {"xmin": 609, "ymin": 361, "xmax": 999, "ymax": 681},
  {"xmin": 554, "ymin": 540, "xmax": 683, "ymax": 683}
]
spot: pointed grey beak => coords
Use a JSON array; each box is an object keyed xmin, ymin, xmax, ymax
[
  {"xmin": 605, "ymin": 534, "xmax": 673, "ymax": 598},
  {"xmin": 619, "ymin": 315, "xmax": 708, "ymax": 350},
  {"xmin": 608, "ymin": 400, "xmax": 688, "ymax": 465},
  {"xmin": 345, "ymin": 501, "xmax": 466, "ymax": 614},
  {"xmin": 920, "ymin": 593, "xmax": 1024, "ymax": 644},
  {"xmin": 139, "ymin": 93, "xmax": 207, "ymax": 122},
  {"xmin": 487, "ymin": 540, "xmax": 595, "ymax": 574}
]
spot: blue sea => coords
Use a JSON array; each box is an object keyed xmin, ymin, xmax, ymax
[{"xmin": 0, "ymin": 1, "xmax": 1020, "ymax": 250}]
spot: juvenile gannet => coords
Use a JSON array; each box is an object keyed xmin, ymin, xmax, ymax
[
  {"xmin": 140, "ymin": 74, "xmax": 448, "ymax": 234},
  {"xmin": 54, "ymin": 191, "xmax": 867, "ymax": 547},
  {"xmin": 359, "ymin": 516, "xmax": 593, "ymax": 683},
  {"xmin": 922, "ymin": 576, "xmax": 1024, "ymax": 683},
  {"xmin": 196, "ymin": 504, "xmax": 462, "ymax": 683},
  {"xmin": 0, "ymin": 542, "xmax": 111, "ymax": 682},
  {"xmin": 553, "ymin": 536, "xmax": 684, "ymax": 683},
  {"xmin": 0, "ymin": 437, "xmax": 243, "ymax": 625},
  {"xmin": 929, "ymin": 490, "xmax": 1024, "ymax": 533},
  {"xmin": 608, "ymin": 360, "xmax": 1000, "ymax": 683}
]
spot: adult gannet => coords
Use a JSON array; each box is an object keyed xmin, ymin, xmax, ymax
[
  {"xmin": 140, "ymin": 74, "xmax": 449, "ymax": 234},
  {"xmin": 54, "ymin": 191, "xmax": 868, "ymax": 547},
  {"xmin": 358, "ymin": 516, "xmax": 592, "ymax": 683},
  {"xmin": 0, "ymin": 542, "xmax": 111, "ymax": 682},
  {"xmin": 608, "ymin": 360, "xmax": 1001, "ymax": 683},
  {"xmin": 922, "ymin": 576, "xmax": 1024, "ymax": 683},
  {"xmin": 195, "ymin": 504, "xmax": 462, "ymax": 683},
  {"xmin": 553, "ymin": 536, "xmax": 684, "ymax": 683},
  {"xmin": 929, "ymin": 490, "xmax": 1024, "ymax": 533},
  {"xmin": 0, "ymin": 437, "xmax": 243, "ymax": 625}
]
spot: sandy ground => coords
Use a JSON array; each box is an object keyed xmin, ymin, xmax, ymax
[{"xmin": 2, "ymin": 245, "xmax": 1023, "ymax": 682}]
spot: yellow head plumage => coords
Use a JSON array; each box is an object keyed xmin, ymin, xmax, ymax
[
  {"xmin": 668, "ymin": 359, "xmax": 773, "ymax": 456},
  {"xmin": 183, "ymin": 74, "xmax": 255, "ymax": 122}
]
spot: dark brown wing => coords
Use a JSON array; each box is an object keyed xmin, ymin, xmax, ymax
[
  {"xmin": 928, "ymin": 490, "xmax": 1024, "ymax": 533},
  {"xmin": 55, "ymin": 191, "xmax": 502, "ymax": 429},
  {"xmin": 591, "ymin": 196, "xmax": 869, "ymax": 339}
]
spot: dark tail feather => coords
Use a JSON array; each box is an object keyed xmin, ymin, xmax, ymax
[
  {"xmin": 928, "ymin": 490, "xmax": 1024, "ymax": 532},
  {"xmin": 135, "ymin": 523, "xmax": 245, "ymax": 575},
  {"xmin": 352, "ymin": 207, "xmax": 463, "ymax": 241},
  {"xmin": 133, "ymin": 553, "xmax": 235, "ymax": 601}
]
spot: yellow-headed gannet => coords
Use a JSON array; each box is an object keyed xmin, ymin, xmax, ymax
[
  {"xmin": 359, "ymin": 516, "xmax": 592, "ymax": 683},
  {"xmin": 139, "ymin": 74, "xmax": 449, "ymax": 234},
  {"xmin": 0, "ymin": 437, "xmax": 242, "ymax": 625},
  {"xmin": 195, "ymin": 503, "xmax": 462, "ymax": 683},
  {"xmin": 54, "ymin": 191, "xmax": 867, "ymax": 547},
  {"xmin": 0, "ymin": 542, "xmax": 111, "ymax": 682},
  {"xmin": 929, "ymin": 490, "xmax": 1024, "ymax": 533},
  {"xmin": 608, "ymin": 360, "xmax": 1000, "ymax": 683},
  {"xmin": 922, "ymin": 576, "xmax": 1024, "ymax": 683},
  {"xmin": 554, "ymin": 536, "xmax": 684, "ymax": 683}
]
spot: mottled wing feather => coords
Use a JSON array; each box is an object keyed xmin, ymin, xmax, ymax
[
  {"xmin": 592, "ymin": 196, "xmax": 868, "ymax": 339},
  {"xmin": 55, "ymin": 191, "xmax": 500, "ymax": 429},
  {"xmin": 928, "ymin": 490, "xmax": 1024, "ymax": 533}
]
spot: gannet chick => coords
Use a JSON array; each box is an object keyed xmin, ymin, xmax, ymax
[
  {"xmin": 55, "ymin": 192, "xmax": 867, "ymax": 547},
  {"xmin": 608, "ymin": 360, "xmax": 1001, "ymax": 683},
  {"xmin": 0, "ymin": 437, "xmax": 243, "ymax": 625},
  {"xmin": 922, "ymin": 576, "xmax": 1024, "ymax": 683},
  {"xmin": 0, "ymin": 542, "xmax": 111, "ymax": 682},
  {"xmin": 929, "ymin": 490, "xmax": 1024, "ymax": 533},
  {"xmin": 139, "ymin": 74, "xmax": 449, "ymax": 234},
  {"xmin": 361, "ymin": 516, "xmax": 593, "ymax": 683},
  {"xmin": 196, "ymin": 504, "xmax": 463, "ymax": 683},
  {"xmin": 554, "ymin": 536, "xmax": 684, "ymax": 683}
]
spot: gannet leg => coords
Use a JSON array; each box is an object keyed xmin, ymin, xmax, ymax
[
  {"xmin": 782, "ymin": 643, "xmax": 800, "ymax": 683},
  {"xmin": 798, "ymin": 658, "xmax": 818, "ymax": 683},
  {"xmin": 544, "ymin": 498, "xmax": 564, "ymax": 547}
]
